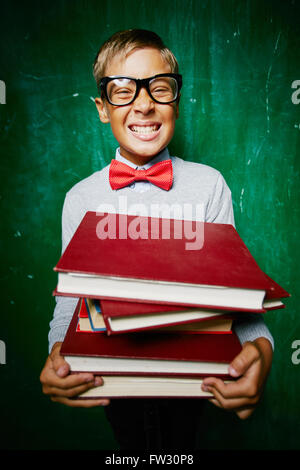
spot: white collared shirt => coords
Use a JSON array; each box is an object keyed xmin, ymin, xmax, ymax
[{"xmin": 115, "ymin": 147, "xmax": 171, "ymax": 193}]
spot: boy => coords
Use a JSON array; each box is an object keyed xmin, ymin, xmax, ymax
[{"xmin": 40, "ymin": 29, "xmax": 274, "ymax": 449}]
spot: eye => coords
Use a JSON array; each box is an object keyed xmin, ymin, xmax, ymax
[
  {"xmin": 152, "ymin": 86, "xmax": 171, "ymax": 94},
  {"xmin": 108, "ymin": 79, "xmax": 136, "ymax": 101},
  {"xmin": 115, "ymin": 88, "xmax": 132, "ymax": 95},
  {"xmin": 150, "ymin": 78, "xmax": 176, "ymax": 99}
]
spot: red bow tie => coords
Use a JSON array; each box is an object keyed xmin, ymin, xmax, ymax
[{"xmin": 109, "ymin": 158, "xmax": 173, "ymax": 191}]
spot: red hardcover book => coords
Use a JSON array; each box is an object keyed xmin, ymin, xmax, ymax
[
  {"xmin": 99, "ymin": 271, "xmax": 288, "ymax": 334},
  {"xmin": 65, "ymin": 273, "xmax": 289, "ymax": 335},
  {"xmin": 78, "ymin": 298, "xmax": 233, "ymax": 334},
  {"xmin": 54, "ymin": 212, "xmax": 279, "ymax": 312},
  {"xmin": 61, "ymin": 301, "xmax": 242, "ymax": 378},
  {"xmin": 261, "ymin": 274, "xmax": 290, "ymax": 310},
  {"xmin": 61, "ymin": 301, "xmax": 241, "ymax": 399},
  {"xmin": 99, "ymin": 298, "xmax": 232, "ymax": 335},
  {"xmin": 76, "ymin": 298, "xmax": 88, "ymax": 332}
]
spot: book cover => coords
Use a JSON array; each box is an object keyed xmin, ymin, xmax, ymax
[
  {"xmin": 54, "ymin": 212, "xmax": 278, "ymax": 311},
  {"xmin": 99, "ymin": 273, "xmax": 289, "ymax": 333},
  {"xmin": 101, "ymin": 301, "xmax": 233, "ymax": 335}
]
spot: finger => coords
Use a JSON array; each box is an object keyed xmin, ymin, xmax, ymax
[
  {"xmin": 42, "ymin": 366, "xmax": 97, "ymax": 392},
  {"xmin": 41, "ymin": 363, "xmax": 104, "ymax": 394},
  {"xmin": 203, "ymin": 361, "xmax": 261, "ymax": 400},
  {"xmin": 51, "ymin": 349, "xmax": 71, "ymax": 378},
  {"xmin": 204, "ymin": 383, "xmax": 258, "ymax": 411},
  {"xmin": 202, "ymin": 377, "xmax": 251, "ymax": 400},
  {"xmin": 229, "ymin": 342, "xmax": 260, "ymax": 377},
  {"xmin": 51, "ymin": 395, "xmax": 110, "ymax": 408},
  {"xmin": 46, "ymin": 378, "xmax": 103, "ymax": 398},
  {"xmin": 202, "ymin": 377, "xmax": 249, "ymax": 399}
]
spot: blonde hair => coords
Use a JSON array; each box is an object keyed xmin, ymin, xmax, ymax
[{"xmin": 93, "ymin": 29, "xmax": 179, "ymax": 91}]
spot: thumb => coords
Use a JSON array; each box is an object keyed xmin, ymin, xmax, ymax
[
  {"xmin": 50, "ymin": 342, "xmax": 70, "ymax": 378},
  {"xmin": 228, "ymin": 341, "xmax": 259, "ymax": 378}
]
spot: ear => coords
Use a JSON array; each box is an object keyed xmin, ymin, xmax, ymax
[
  {"xmin": 94, "ymin": 97, "xmax": 110, "ymax": 123},
  {"xmin": 175, "ymin": 94, "xmax": 180, "ymax": 119}
]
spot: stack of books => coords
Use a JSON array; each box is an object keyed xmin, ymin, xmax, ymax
[{"xmin": 55, "ymin": 212, "xmax": 289, "ymax": 399}]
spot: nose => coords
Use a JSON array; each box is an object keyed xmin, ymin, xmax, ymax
[{"xmin": 132, "ymin": 87, "xmax": 155, "ymax": 113}]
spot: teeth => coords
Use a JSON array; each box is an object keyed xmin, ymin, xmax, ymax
[{"xmin": 131, "ymin": 125, "xmax": 159, "ymax": 134}]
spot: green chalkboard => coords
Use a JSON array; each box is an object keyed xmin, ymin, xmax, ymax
[{"xmin": 1, "ymin": 0, "xmax": 299, "ymax": 451}]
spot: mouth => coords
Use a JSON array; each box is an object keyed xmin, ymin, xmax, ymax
[{"xmin": 128, "ymin": 123, "xmax": 162, "ymax": 141}]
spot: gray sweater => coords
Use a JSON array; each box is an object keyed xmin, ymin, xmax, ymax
[{"xmin": 48, "ymin": 148, "xmax": 274, "ymax": 353}]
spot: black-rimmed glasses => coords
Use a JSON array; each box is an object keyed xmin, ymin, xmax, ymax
[{"xmin": 99, "ymin": 73, "xmax": 182, "ymax": 106}]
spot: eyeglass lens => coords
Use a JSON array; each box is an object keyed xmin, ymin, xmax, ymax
[{"xmin": 106, "ymin": 76, "xmax": 178, "ymax": 105}]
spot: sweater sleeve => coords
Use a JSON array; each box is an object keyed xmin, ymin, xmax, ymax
[
  {"xmin": 48, "ymin": 191, "xmax": 87, "ymax": 354},
  {"xmin": 205, "ymin": 173, "xmax": 235, "ymax": 226},
  {"xmin": 232, "ymin": 313, "xmax": 274, "ymax": 349}
]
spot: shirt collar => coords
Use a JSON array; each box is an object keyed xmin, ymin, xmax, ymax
[{"xmin": 115, "ymin": 147, "xmax": 170, "ymax": 170}]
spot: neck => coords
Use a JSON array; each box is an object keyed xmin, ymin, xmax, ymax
[
  {"xmin": 119, "ymin": 147, "xmax": 169, "ymax": 167},
  {"xmin": 119, "ymin": 153, "xmax": 156, "ymax": 167}
]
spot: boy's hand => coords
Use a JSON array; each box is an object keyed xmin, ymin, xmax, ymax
[
  {"xmin": 201, "ymin": 337, "xmax": 273, "ymax": 419},
  {"xmin": 40, "ymin": 342, "xmax": 110, "ymax": 408}
]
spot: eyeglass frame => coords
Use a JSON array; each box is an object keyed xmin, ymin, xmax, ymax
[{"xmin": 99, "ymin": 73, "xmax": 182, "ymax": 106}]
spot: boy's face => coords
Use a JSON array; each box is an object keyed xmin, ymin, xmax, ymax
[{"xmin": 95, "ymin": 47, "xmax": 179, "ymax": 166}]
